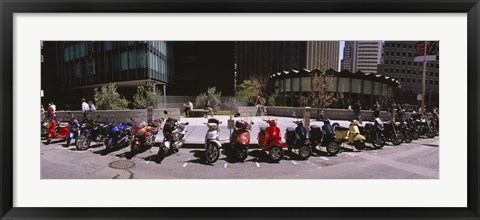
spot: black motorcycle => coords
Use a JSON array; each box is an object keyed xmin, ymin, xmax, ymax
[
  {"xmin": 285, "ymin": 119, "xmax": 311, "ymax": 159},
  {"xmin": 398, "ymin": 120, "xmax": 414, "ymax": 143},
  {"xmin": 383, "ymin": 120, "xmax": 403, "ymax": 145},
  {"xmin": 359, "ymin": 117, "xmax": 386, "ymax": 149},
  {"xmin": 75, "ymin": 115, "xmax": 108, "ymax": 151}
]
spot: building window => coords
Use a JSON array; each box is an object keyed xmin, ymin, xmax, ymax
[
  {"xmin": 373, "ymin": 82, "xmax": 381, "ymax": 95},
  {"xmin": 137, "ymin": 49, "xmax": 145, "ymax": 68},
  {"xmin": 351, "ymin": 79, "xmax": 362, "ymax": 93},
  {"xmin": 363, "ymin": 80, "xmax": 372, "ymax": 95},
  {"xmin": 435, "ymin": 81, "xmax": 438, "ymax": 85},
  {"xmin": 292, "ymin": 78, "xmax": 300, "ymax": 92},
  {"xmin": 327, "ymin": 77, "xmax": 337, "ymax": 92},
  {"xmin": 121, "ymin": 52, "xmax": 128, "ymax": 71},
  {"xmin": 75, "ymin": 43, "xmax": 80, "ymax": 59},
  {"xmin": 435, "ymin": 72, "xmax": 439, "ymax": 77},
  {"xmin": 112, "ymin": 54, "xmax": 119, "ymax": 71},
  {"xmin": 395, "ymin": 69, "xmax": 399, "ymax": 73},
  {"xmin": 74, "ymin": 63, "xmax": 81, "ymax": 79},
  {"xmin": 401, "ymin": 78, "xmax": 405, "ymax": 82},
  {"xmin": 105, "ymin": 41, "xmax": 112, "ymax": 51},
  {"xmin": 407, "ymin": 70, "xmax": 411, "ymax": 74},
  {"xmin": 285, "ymin": 78, "xmax": 291, "ymax": 92},
  {"xmin": 64, "ymin": 47, "xmax": 70, "ymax": 62},
  {"xmin": 406, "ymin": 78, "xmax": 410, "ymax": 83},
  {"xmin": 402, "ymin": 61, "xmax": 406, "ymax": 65},
  {"xmin": 430, "ymin": 80, "xmax": 433, "ymax": 85},
  {"xmin": 338, "ymin": 77, "xmax": 350, "ymax": 93},
  {"xmin": 129, "ymin": 50, "xmax": 136, "ymax": 69}
]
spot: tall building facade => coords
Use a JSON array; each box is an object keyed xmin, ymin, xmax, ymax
[
  {"xmin": 341, "ymin": 41, "xmax": 356, "ymax": 72},
  {"xmin": 169, "ymin": 41, "xmax": 235, "ymax": 96},
  {"xmin": 42, "ymin": 41, "xmax": 174, "ymax": 109},
  {"xmin": 235, "ymin": 41, "xmax": 339, "ymax": 85},
  {"xmin": 382, "ymin": 41, "xmax": 439, "ymax": 107},
  {"xmin": 341, "ymin": 41, "xmax": 383, "ymax": 74}
]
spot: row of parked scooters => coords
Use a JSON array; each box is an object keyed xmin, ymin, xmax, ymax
[{"xmin": 41, "ymin": 110, "xmax": 439, "ymax": 164}]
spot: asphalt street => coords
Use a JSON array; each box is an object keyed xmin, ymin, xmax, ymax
[{"xmin": 41, "ymin": 117, "xmax": 439, "ymax": 179}]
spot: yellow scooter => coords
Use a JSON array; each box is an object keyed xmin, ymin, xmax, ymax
[{"xmin": 332, "ymin": 120, "xmax": 366, "ymax": 150}]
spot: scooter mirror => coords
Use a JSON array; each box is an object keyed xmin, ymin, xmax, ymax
[
  {"xmin": 164, "ymin": 110, "xmax": 168, "ymax": 114},
  {"xmin": 185, "ymin": 122, "xmax": 190, "ymax": 125},
  {"xmin": 130, "ymin": 117, "xmax": 134, "ymax": 121},
  {"xmin": 220, "ymin": 121, "xmax": 223, "ymax": 124},
  {"xmin": 97, "ymin": 115, "xmax": 100, "ymax": 118},
  {"xmin": 251, "ymin": 122, "xmax": 254, "ymax": 125},
  {"xmin": 235, "ymin": 113, "xmax": 241, "ymax": 117}
]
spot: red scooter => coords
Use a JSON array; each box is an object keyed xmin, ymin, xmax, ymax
[
  {"xmin": 257, "ymin": 118, "xmax": 287, "ymax": 162},
  {"xmin": 45, "ymin": 118, "xmax": 70, "ymax": 144},
  {"xmin": 227, "ymin": 114, "xmax": 253, "ymax": 162}
]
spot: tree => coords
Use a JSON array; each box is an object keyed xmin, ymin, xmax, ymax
[
  {"xmin": 93, "ymin": 83, "xmax": 129, "ymax": 110},
  {"xmin": 236, "ymin": 80, "xmax": 262, "ymax": 106},
  {"xmin": 195, "ymin": 87, "xmax": 222, "ymax": 111},
  {"xmin": 309, "ymin": 57, "xmax": 344, "ymax": 119},
  {"xmin": 133, "ymin": 80, "xmax": 161, "ymax": 109}
]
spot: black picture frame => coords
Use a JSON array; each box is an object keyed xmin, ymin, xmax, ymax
[{"xmin": 1, "ymin": 0, "xmax": 479, "ymax": 219}]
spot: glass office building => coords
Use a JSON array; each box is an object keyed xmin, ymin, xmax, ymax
[
  {"xmin": 58, "ymin": 41, "xmax": 173, "ymax": 88},
  {"xmin": 42, "ymin": 41, "xmax": 173, "ymax": 108}
]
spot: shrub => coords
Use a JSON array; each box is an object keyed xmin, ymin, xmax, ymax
[
  {"xmin": 195, "ymin": 87, "xmax": 222, "ymax": 111},
  {"xmin": 93, "ymin": 83, "xmax": 128, "ymax": 110},
  {"xmin": 133, "ymin": 80, "xmax": 161, "ymax": 109}
]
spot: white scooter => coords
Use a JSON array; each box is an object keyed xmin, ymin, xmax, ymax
[{"xmin": 204, "ymin": 118, "xmax": 222, "ymax": 164}]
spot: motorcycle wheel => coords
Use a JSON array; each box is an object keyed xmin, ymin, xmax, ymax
[
  {"xmin": 298, "ymin": 145, "xmax": 311, "ymax": 159},
  {"xmin": 412, "ymin": 131, "xmax": 420, "ymax": 140},
  {"xmin": 66, "ymin": 137, "xmax": 71, "ymax": 147},
  {"xmin": 353, "ymin": 140, "xmax": 365, "ymax": 150},
  {"xmin": 75, "ymin": 135, "xmax": 90, "ymax": 151},
  {"xmin": 403, "ymin": 131, "xmax": 413, "ymax": 143},
  {"xmin": 269, "ymin": 146, "xmax": 283, "ymax": 162},
  {"xmin": 426, "ymin": 129, "xmax": 435, "ymax": 138},
  {"xmin": 130, "ymin": 143, "xmax": 139, "ymax": 154},
  {"xmin": 205, "ymin": 143, "xmax": 220, "ymax": 164},
  {"xmin": 372, "ymin": 134, "xmax": 385, "ymax": 149},
  {"xmin": 326, "ymin": 142, "xmax": 340, "ymax": 155},
  {"xmin": 106, "ymin": 139, "xmax": 114, "ymax": 150},
  {"xmin": 234, "ymin": 146, "xmax": 248, "ymax": 162},
  {"xmin": 391, "ymin": 133, "xmax": 403, "ymax": 145}
]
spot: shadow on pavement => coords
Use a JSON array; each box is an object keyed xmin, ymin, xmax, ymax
[
  {"xmin": 92, "ymin": 144, "xmax": 129, "ymax": 156},
  {"xmin": 245, "ymin": 149, "xmax": 281, "ymax": 164},
  {"xmin": 187, "ymin": 150, "xmax": 214, "ymax": 166},
  {"xmin": 422, "ymin": 144, "xmax": 439, "ymax": 148}
]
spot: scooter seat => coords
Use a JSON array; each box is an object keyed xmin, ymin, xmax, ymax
[
  {"xmin": 59, "ymin": 123, "xmax": 69, "ymax": 127},
  {"xmin": 335, "ymin": 126, "xmax": 349, "ymax": 131}
]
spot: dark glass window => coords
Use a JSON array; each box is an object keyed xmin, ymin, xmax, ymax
[
  {"xmin": 129, "ymin": 50, "xmax": 136, "ymax": 69},
  {"xmin": 121, "ymin": 52, "xmax": 128, "ymax": 71},
  {"xmin": 137, "ymin": 50, "xmax": 145, "ymax": 68}
]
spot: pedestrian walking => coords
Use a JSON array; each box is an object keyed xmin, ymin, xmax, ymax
[{"xmin": 391, "ymin": 102, "xmax": 398, "ymax": 122}]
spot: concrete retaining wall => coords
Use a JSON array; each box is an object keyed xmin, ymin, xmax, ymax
[
  {"xmin": 52, "ymin": 108, "xmax": 181, "ymax": 123},
  {"xmin": 234, "ymin": 106, "xmax": 259, "ymax": 117},
  {"xmin": 266, "ymin": 106, "xmax": 392, "ymax": 121}
]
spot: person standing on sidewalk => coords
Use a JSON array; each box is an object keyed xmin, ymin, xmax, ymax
[
  {"xmin": 82, "ymin": 98, "xmax": 90, "ymax": 113},
  {"xmin": 372, "ymin": 100, "xmax": 381, "ymax": 118},
  {"xmin": 352, "ymin": 100, "xmax": 362, "ymax": 124}
]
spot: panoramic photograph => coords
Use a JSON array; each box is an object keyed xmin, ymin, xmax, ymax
[{"xmin": 40, "ymin": 41, "xmax": 439, "ymax": 179}]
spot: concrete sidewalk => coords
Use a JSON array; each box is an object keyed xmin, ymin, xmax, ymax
[{"xmin": 154, "ymin": 115, "xmax": 361, "ymax": 146}]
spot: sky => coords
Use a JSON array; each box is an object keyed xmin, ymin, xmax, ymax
[{"xmin": 338, "ymin": 41, "xmax": 345, "ymax": 70}]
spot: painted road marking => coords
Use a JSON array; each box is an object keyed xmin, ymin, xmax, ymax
[
  {"xmin": 255, "ymin": 162, "xmax": 260, "ymax": 168},
  {"xmin": 183, "ymin": 157, "xmax": 191, "ymax": 167},
  {"xmin": 146, "ymin": 160, "xmax": 150, "ymax": 164},
  {"xmin": 320, "ymin": 157, "xmax": 329, "ymax": 161},
  {"xmin": 291, "ymin": 160, "xmax": 298, "ymax": 165},
  {"xmin": 224, "ymin": 162, "xmax": 228, "ymax": 168},
  {"xmin": 384, "ymin": 146, "xmax": 393, "ymax": 148},
  {"xmin": 345, "ymin": 153, "xmax": 356, "ymax": 157}
]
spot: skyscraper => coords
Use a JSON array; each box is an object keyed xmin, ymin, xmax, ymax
[
  {"xmin": 235, "ymin": 41, "xmax": 339, "ymax": 84},
  {"xmin": 341, "ymin": 41, "xmax": 383, "ymax": 74},
  {"xmin": 382, "ymin": 41, "xmax": 439, "ymax": 107}
]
